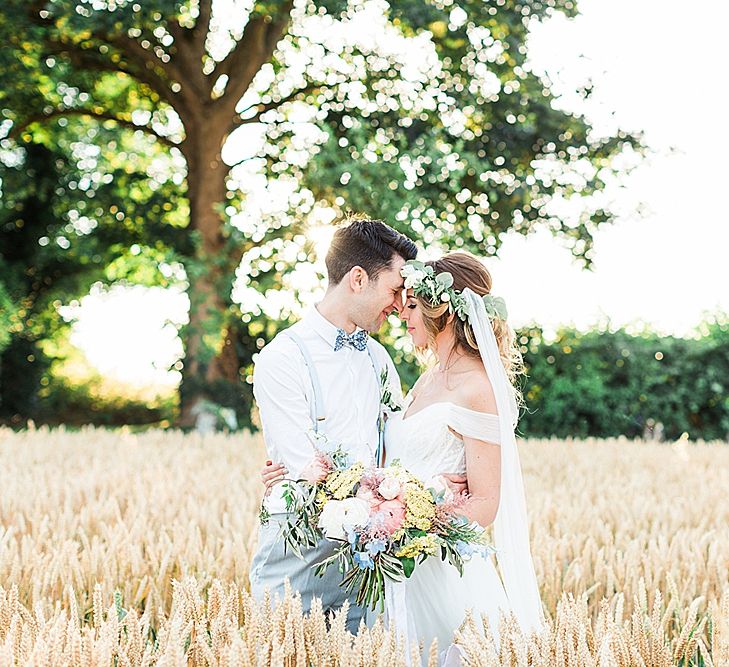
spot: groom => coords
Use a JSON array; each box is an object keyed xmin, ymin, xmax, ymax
[{"xmin": 249, "ymin": 217, "xmax": 463, "ymax": 632}]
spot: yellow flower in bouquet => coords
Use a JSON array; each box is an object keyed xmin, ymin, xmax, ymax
[
  {"xmin": 404, "ymin": 483, "xmax": 435, "ymax": 531},
  {"xmin": 327, "ymin": 462, "xmax": 365, "ymax": 500},
  {"xmin": 396, "ymin": 534, "xmax": 439, "ymax": 558},
  {"xmin": 315, "ymin": 490, "xmax": 328, "ymax": 507}
]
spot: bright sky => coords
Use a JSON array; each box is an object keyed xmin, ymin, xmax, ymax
[{"xmin": 68, "ymin": 0, "xmax": 729, "ymax": 387}]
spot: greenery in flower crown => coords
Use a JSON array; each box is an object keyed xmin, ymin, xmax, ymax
[{"xmin": 400, "ymin": 261, "xmax": 508, "ymax": 322}]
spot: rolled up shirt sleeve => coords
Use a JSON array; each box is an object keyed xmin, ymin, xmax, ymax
[{"xmin": 252, "ymin": 338, "xmax": 317, "ymax": 481}]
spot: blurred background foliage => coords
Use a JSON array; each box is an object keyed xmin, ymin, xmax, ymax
[
  {"xmin": 384, "ymin": 316, "xmax": 729, "ymax": 442},
  {"xmin": 3, "ymin": 308, "xmax": 727, "ymax": 440},
  {"xmin": 4, "ymin": 0, "xmax": 721, "ymax": 441},
  {"xmin": 516, "ymin": 316, "xmax": 729, "ymax": 441}
]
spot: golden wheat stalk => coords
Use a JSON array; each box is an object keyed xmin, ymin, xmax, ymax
[{"xmin": 0, "ymin": 427, "xmax": 727, "ymax": 664}]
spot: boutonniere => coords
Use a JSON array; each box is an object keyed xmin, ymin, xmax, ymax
[{"xmin": 379, "ymin": 368, "xmax": 402, "ymax": 413}]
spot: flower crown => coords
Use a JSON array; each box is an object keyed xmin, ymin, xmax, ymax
[{"xmin": 400, "ymin": 260, "xmax": 508, "ymax": 322}]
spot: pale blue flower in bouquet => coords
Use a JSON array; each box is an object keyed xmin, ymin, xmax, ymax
[
  {"xmin": 353, "ymin": 551, "xmax": 375, "ymax": 570},
  {"xmin": 456, "ymin": 539, "xmax": 496, "ymax": 561},
  {"xmin": 455, "ymin": 540, "xmax": 477, "ymax": 559},
  {"xmin": 366, "ymin": 538, "xmax": 387, "ymax": 556}
]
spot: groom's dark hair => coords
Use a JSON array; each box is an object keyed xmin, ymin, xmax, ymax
[{"xmin": 325, "ymin": 217, "xmax": 418, "ymax": 285}]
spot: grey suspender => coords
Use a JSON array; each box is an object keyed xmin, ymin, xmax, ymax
[
  {"xmin": 285, "ymin": 330, "xmax": 326, "ymax": 431},
  {"xmin": 284, "ymin": 330, "xmax": 383, "ymax": 465},
  {"xmin": 366, "ymin": 347, "xmax": 384, "ymax": 466}
]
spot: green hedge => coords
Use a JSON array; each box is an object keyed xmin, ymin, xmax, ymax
[
  {"xmin": 3, "ymin": 313, "xmax": 726, "ymax": 440},
  {"xmin": 516, "ymin": 318, "xmax": 729, "ymax": 441}
]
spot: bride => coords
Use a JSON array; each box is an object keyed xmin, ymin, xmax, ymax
[
  {"xmin": 261, "ymin": 252, "xmax": 543, "ymax": 655},
  {"xmin": 385, "ymin": 252, "xmax": 543, "ymax": 656}
]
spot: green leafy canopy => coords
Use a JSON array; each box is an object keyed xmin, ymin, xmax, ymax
[{"xmin": 1, "ymin": 0, "xmax": 642, "ymax": 426}]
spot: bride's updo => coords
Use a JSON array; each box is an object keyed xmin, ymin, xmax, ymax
[{"xmin": 416, "ymin": 252, "xmax": 524, "ymax": 386}]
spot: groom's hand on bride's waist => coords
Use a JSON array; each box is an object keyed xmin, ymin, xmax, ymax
[{"xmin": 439, "ymin": 472, "xmax": 469, "ymax": 496}]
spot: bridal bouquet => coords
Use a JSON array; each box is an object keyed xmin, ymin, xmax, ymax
[{"xmin": 260, "ymin": 432, "xmax": 494, "ymax": 611}]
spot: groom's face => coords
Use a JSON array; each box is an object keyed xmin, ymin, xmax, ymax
[{"xmin": 355, "ymin": 256, "xmax": 406, "ymax": 332}]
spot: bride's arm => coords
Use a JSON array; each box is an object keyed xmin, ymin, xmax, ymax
[
  {"xmin": 455, "ymin": 372, "xmax": 501, "ymax": 527},
  {"xmin": 461, "ymin": 437, "xmax": 501, "ymax": 527}
]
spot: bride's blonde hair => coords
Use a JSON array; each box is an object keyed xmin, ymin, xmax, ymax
[{"xmin": 416, "ymin": 252, "xmax": 524, "ymax": 388}]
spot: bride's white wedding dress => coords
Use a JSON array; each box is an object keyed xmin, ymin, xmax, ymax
[{"xmin": 385, "ymin": 394, "xmax": 510, "ymax": 656}]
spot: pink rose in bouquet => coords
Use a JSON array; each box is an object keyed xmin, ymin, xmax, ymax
[
  {"xmin": 300, "ymin": 451, "xmax": 334, "ymax": 485},
  {"xmin": 356, "ymin": 486, "xmax": 382, "ymax": 511},
  {"xmin": 373, "ymin": 498, "xmax": 406, "ymax": 534}
]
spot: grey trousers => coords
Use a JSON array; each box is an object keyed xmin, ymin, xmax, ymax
[{"xmin": 249, "ymin": 514, "xmax": 366, "ymax": 634}]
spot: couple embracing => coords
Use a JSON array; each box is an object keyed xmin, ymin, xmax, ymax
[{"xmin": 249, "ymin": 217, "xmax": 543, "ymax": 659}]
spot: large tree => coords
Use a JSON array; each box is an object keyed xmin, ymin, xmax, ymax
[
  {"xmin": 0, "ymin": 127, "xmax": 186, "ymax": 424},
  {"xmin": 1, "ymin": 0, "xmax": 639, "ymax": 425}
]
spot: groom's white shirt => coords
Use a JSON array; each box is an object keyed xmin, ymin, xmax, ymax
[{"xmin": 253, "ymin": 306, "xmax": 402, "ymax": 513}]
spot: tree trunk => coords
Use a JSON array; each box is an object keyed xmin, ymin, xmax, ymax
[{"xmin": 177, "ymin": 117, "xmax": 241, "ymax": 428}]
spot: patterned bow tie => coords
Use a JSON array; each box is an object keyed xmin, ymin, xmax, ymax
[{"xmin": 334, "ymin": 328, "xmax": 369, "ymax": 352}]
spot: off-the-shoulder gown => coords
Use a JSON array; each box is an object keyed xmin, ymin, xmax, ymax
[{"xmin": 385, "ymin": 394, "xmax": 509, "ymax": 658}]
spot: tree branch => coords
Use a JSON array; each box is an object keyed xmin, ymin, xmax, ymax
[
  {"xmin": 110, "ymin": 33, "xmax": 176, "ymax": 85},
  {"xmin": 230, "ymin": 83, "xmax": 322, "ymax": 133},
  {"xmin": 192, "ymin": 0, "xmax": 213, "ymax": 54},
  {"xmin": 226, "ymin": 153, "xmax": 261, "ymax": 170},
  {"xmin": 167, "ymin": 28, "xmax": 212, "ymax": 104},
  {"xmin": 106, "ymin": 32, "xmax": 204, "ymax": 121},
  {"xmin": 213, "ymin": 2, "xmax": 294, "ymax": 113},
  {"xmin": 211, "ymin": 17, "xmax": 266, "ymax": 90},
  {"xmin": 46, "ymin": 36, "xmax": 188, "ymax": 117},
  {"xmin": 8, "ymin": 108, "xmax": 182, "ymax": 150},
  {"xmin": 264, "ymin": 5, "xmax": 293, "ymax": 55},
  {"xmin": 62, "ymin": 21, "xmax": 195, "ymax": 113}
]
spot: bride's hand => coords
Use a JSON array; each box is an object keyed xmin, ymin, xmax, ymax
[
  {"xmin": 439, "ymin": 472, "xmax": 469, "ymax": 496},
  {"xmin": 261, "ymin": 460, "xmax": 287, "ymax": 496}
]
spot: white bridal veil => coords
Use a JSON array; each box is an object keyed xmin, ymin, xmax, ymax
[{"xmin": 462, "ymin": 287, "xmax": 544, "ymax": 634}]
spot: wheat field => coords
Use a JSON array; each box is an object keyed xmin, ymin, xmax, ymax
[{"xmin": 0, "ymin": 427, "xmax": 727, "ymax": 666}]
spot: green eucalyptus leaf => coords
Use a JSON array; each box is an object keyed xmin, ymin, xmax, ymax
[
  {"xmin": 483, "ymin": 295, "xmax": 508, "ymax": 321},
  {"xmin": 435, "ymin": 272, "xmax": 454, "ymax": 288},
  {"xmin": 493, "ymin": 297, "xmax": 508, "ymax": 320}
]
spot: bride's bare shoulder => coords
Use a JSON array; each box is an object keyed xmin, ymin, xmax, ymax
[{"xmin": 456, "ymin": 363, "xmax": 497, "ymax": 414}]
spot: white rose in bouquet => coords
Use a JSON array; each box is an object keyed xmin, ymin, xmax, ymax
[
  {"xmin": 318, "ymin": 497, "xmax": 371, "ymax": 540},
  {"xmin": 378, "ymin": 476, "xmax": 403, "ymax": 500}
]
